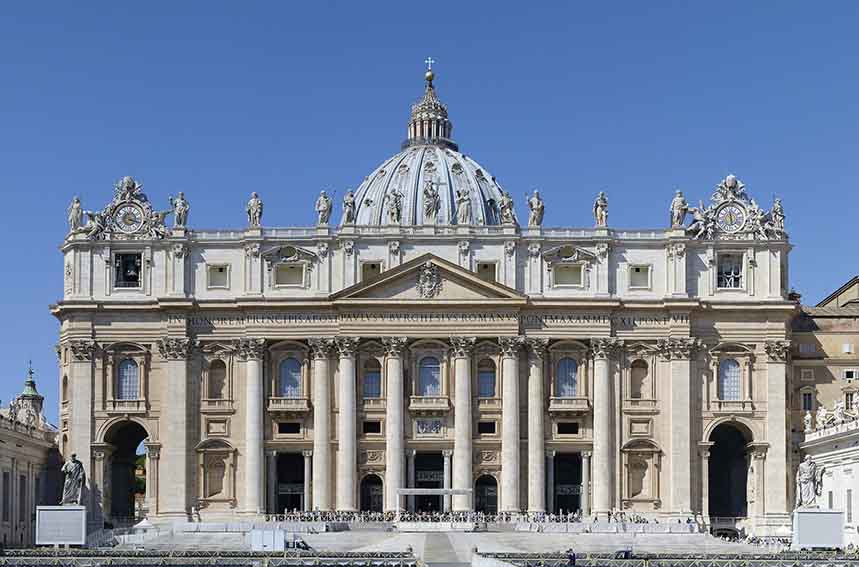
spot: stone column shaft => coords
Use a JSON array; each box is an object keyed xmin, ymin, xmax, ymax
[
  {"xmin": 266, "ymin": 451, "xmax": 277, "ymax": 514},
  {"xmin": 526, "ymin": 340, "xmax": 547, "ymax": 513},
  {"xmin": 666, "ymin": 340, "xmax": 694, "ymax": 517},
  {"xmin": 581, "ymin": 451, "xmax": 591, "ymax": 516},
  {"xmin": 407, "ymin": 450, "xmax": 416, "ymax": 512},
  {"xmin": 243, "ymin": 341, "xmax": 265, "ymax": 515},
  {"xmin": 442, "ymin": 449, "xmax": 452, "ymax": 512},
  {"xmin": 546, "ymin": 450, "xmax": 555, "ymax": 514},
  {"xmin": 383, "ymin": 338, "xmax": 407, "ymax": 512},
  {"xmin": 158, "ymin": 338, "xmax": 194, "ymax": 519},
  {"xmin": 452, "ymin": 337, "xmax": 475, "ymax": 511},
  {"xmin": 336, "ymin": 338, "xmax": 358, "ymax": 511},
  {"xmin": 500, "ymin": 337, "xmax": 522, "ymax": 512},
  {"xmin": 303, "ymin": 450, "xmax": 312, "ymax": 512},
  {"xmin": 310, "ymin": 339, "xmax": 333, "ymax": 511},
  {"xmin": 764, "ymin": 341, "xmax": 791, "ymax": 522},
  {"xmin": 67, "ymin": 341, "xmax": 96, "ymax": 519},
  {"xmin": 591, "ymin": 339, "xmax": 615, "ymax": 517}
]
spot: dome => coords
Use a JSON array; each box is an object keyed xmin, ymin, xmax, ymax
[{"xmin": 350, "ymin": 65, "xmax": 508, "ymax": 227}]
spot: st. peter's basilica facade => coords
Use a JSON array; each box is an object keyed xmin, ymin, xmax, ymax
[{"xmin": 53, "ymin": 66, "xmax": 795, "ymax": 536}]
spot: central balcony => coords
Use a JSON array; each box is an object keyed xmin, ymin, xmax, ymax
[
  {"xmin": 408, "ymin": 395, "xmax": 451, "ymax": 416},
  {"xmin": 267, "ymin": 397, "xmax": 311, "ymax": 415},
  {"xmin": 548, "ymin": 397, "xmax": 591, "ymax": 415},
  {"xmin": 106, "ymin": 399, "xmax": 147, "ymax": 415}
]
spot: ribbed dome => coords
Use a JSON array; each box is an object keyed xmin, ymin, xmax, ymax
[{"xmin": 350, "ymin": 66, "xmax": 507, "ymax": 226}]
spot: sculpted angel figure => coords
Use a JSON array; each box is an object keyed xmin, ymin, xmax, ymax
[
  {"xmin": 385, "ymin": 188, "xmax": 404, "ymax": 224},
  {"xmin": 527, "ymin": 190, "xmax": 544, "ymax": 227},
  {"xmin": 669, "ymin": 191, "xmax": 688, "ymax": 227},
  {"xmin": 67, "ymin": 197, "xmax": 84, "ymax": 232},
  {"xmin": 246, "ymin": 192, "xmax": 263, "ymax": 227},
  {"xmin": 803, "ymin": 410, "xmax": 813, "ymax": 433},
  {"xmin": 593, "ymin": 191, "xmax": 608, "ymax": 227},
  {"xmin": 499, "ymin": 191, "xmax": 517, "ymax": 225},
  {"xmin": 83, "ymin": 210, "xmax": 107, "ymax": 240},
  {"xmin": 686, "ymin": 201, "xmax": 708, "ymax": 239},
  {"xmin": 422, "ymin": 178, "xmax": 440, "ymax": 224},
  {"xmin": 315, "ymin": 190, "xmax": 333, "ymax": 225},
  {"xmin": 169, "ymin": 192, "xmax": 190, "ymax": 228},
  {"xmin": 61, "ymin": 453, "xmax": 86, "ymax": 505},
  {"xmin": 340, "ymin": 190, "xmax": 356, "ymax": 225},
  {"xmin": 794, "ymin": 455, "xmax": 824, "ymax": 509},
  {"xmin": 455, "ymin": 188, "xmax": 472, "ymax": 225}
]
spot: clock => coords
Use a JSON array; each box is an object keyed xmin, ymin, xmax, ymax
[
  {"xmin": 114, "ymin": 204, "xmax": 145, "ymax": 234},
  {"xmin": 716, "ymin": 203, "xmax": 746, "ymax": 233}
]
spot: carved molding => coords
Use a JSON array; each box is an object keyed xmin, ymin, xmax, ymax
[
  {"xmin": 308, "ymin": 338, "xmax": 335, "ymax": 360},
  {"xmin": 416, "ymin": 262, "xmax": 442, "ymax": 299},
  {"xmin": 591, "ymin": 338, "xmax": 621, "ymax": 360},
  {"xmin": 656, "ymin": 338, "xmax": 701, "ymax": 361},
  {"xmin": 244, "ymin": 243, "xmax": 261, "ymax": 258},
  {"xmin": 764, "ymin": 340, "xmax": 791, "ymax": 362},
  {"xmin": 157, "ymin": 338, "xmax": 197, "ymax": 361},
  {"xmin": 335, "ymin": 337, "xmax": 360, "ymax": 358},
  {"xmin": 381, "ymin": 337, "xmax": 408, "ymax": 358},
  {"xmin": 526, "ymin": 337, "xmax": 549, "ymax": 359},
  {"xmin": 499, "ymin": 336, "xmax": 525, "ymax": 358},
  {"xmin": 450, "ymin": 336, "xmax": 477, "ymax": 358},
  {"xmin": 238, "ymin": 338, "xmax": 267, "ymax": 361},
  {"xmin": 69, "ymin": 340, "xmax": 97, "ymax": 361}
]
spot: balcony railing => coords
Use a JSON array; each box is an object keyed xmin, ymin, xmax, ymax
[
  {"xmin": 548, "ymin": 397, "xmax": 591, "ymax": 414},
  {"xmin": 623, "ymin": 398, "xmax": 658, "ymax": 411},
  {"xmin": 408, "ymin": 396, "xmax": 451, "ymax": 414},
  {"xmin": 476, "ymin": 397, "xmax": 501, "ymax": 411},
  {"xmin": 709, "ymin": 399, "xmax": 755, "ymax": 414},
  {"xmin": 362, "ymin": 397, "xmax": 386, "ymax": 411},
  {"xmin": 201, "ymin": 398, "xmax": 234, "ymax": 413},
  {"xmin": 106, "ymin": 399, "xmax": 147, "ymax": 414},
  {"xmin": 267, "ymin": 397, "xmax": 311, "ymax": 414}
]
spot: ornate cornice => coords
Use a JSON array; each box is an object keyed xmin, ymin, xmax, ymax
[
  {"xmin": 335, "ymin": 336, "xmax": 360, "ymax": 358},
  {"xmin": 69, "ymin": 340, "xmax": 97, "ymax": 362},
  {"xmin": 308, "ymin": 338, "xmax": 335, "ymax": 360},
  {"xmin": 237, "ymin": 338, "xmax": 266, "ymax": 361},
  {"xmin": 381, "ymin": 336, "xmax": 408, "ymax": 358},
  {"xmin": 450, "ymin": 336, "xmax": 477, "ymax": 358},
  {"xmin": 656, "ymin": 338, "xmax": 701, "ymax": 361},
  {"xmin": 591, "ymin": 338, "xmax": 621, "ymax": 360},
  {"xmin": 499, "ymin": 336, "xmax": 525, "ymax": 358},
  {"xmin": 764, "ymin": 340, "xmax": 791, "ymax": 362},
  {"xmin": 157, "ymin": 337, "xmax": 197, "ymax": 361}
]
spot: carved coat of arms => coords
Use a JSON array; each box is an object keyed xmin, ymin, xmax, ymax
[{"xmin": 416, "ymin": 262, "xmax": 442, "ymax": 298}]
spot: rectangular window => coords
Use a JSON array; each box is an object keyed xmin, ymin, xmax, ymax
[
  {"xmin": 848, "ymin": 489, "xmax": 853, "ymax": 523},
  {"xmin": 363, "ymin": 371, "xmax": 381, "ymax": 398},
  {"xmin": 361, "ymin": 262, "xmax": 381, "ymax": 282},
  {"xmin": 844, "ymin": 369, "xmax": 858, "ymax": 381},
  {"xmin": 362, "ymin": 421, "xmax": 382, "ymax": 435},
  {"xmin": 477, "ymin": 371, "xmax": 496, "ymax": 398},
  {"xmin": 2, "ymin": 472, "xmax": 9, "ymax": 522},
  {"xmin": 207, "ymin": 264, "xmax": 230, "ymax": 289},
  {"xmin": 557, "ymin": 422, "xmax": 580, "ymax": 435},
  {"xmin": 717, "ymin": 253, "xmax": 743, "ymax": 289},
  {"xmin": 802, "ymin": 392, "xmax": 813, "ymax": 411},
  {"xmin": 18, "ymin": 475, "xmax": 26, "ymax": 522},
  {"xmin": 114, "ymin": 253, "xmax": 142, "ymax": 289},
  {"xmin": 277, "ymin": 422, "xmax": 301, "ymax": 435},
  {"xmin": 629, "ymin": 265, "xmax": 651, "ymax": 289},
  {"xmin": 477, "ymin": 421, "xmax": 496, "ymax": 435},
  {"xmin": 554, "ymin": 265, "xmax": 583, "ymax": 286},
  {"xmin": 476, "ymin": 262, "xmax": 496, "ymax": 283},
  {"xmin": 799, "ymin": 343, "xmax": 817, "ymax": 355},
  {"xmin": 275, "ymin": 264, "xmax": 304, "ymax": 286}
]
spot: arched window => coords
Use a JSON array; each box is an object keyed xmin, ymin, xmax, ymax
[
  {"xmin": 278, "ymin": 358, "xmax": 302, "ymax": 398},
  {"xmin": 418, "ymin": 357, "xmax": 441, "ymax": 396},
  {"xmin": 117, "ymin": 359, "xmax": 139, "ymax": 400},
  {"xmin": 477, "ymin": 359, "xmax": 496, "ymax": 398},
  {"xmin": 630, "ymin": 360, "xmax": 649, "ymax": 399},
  {"xmin": 556, "ymin": 358, "xmax": 578, "ymax": 398},
  {"xmin": 363, "ymin": 359, "xmax": 382, "ymax": 398},
  {"xmin": 208, "ymin": 360, "xmax": 227, "ymax": 399},
  {"xmin": 718, "ymin": 358, "xmax": 742, "ymax": 401}
]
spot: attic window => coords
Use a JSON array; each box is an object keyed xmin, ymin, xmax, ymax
[
  {"xmin": 207, "ymin": 264, "xmax": 230, "ymax": 289},
  {"xmin": 629, "ymin": 265, "xmax": 651, "ymax": 289},
  {"xmin": 476, "ymin": 262, "xmax": 496, "ymax": 283},
  {"xmin": 554, "ymin": 265, "xmax": 583, "ymax": 287},
  {"xmin": 114, "ymin": 253, "xmax": 142, "ymax": 289},
  {"xmin": 275, "ymin": 264, "xmax": 304, "ymax": 286},
  {"xmin": 362, "ymin": 262, "xmax": 381, "ymax": 281}
]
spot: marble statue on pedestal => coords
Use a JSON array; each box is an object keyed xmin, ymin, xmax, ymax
[
  {"xmin": 422, "ymin": 179, "xmax": 440, "ymax": 224},
  {"xmin": 795, "ymin": 455, "xmax": 824, "ymax": 509},
  {"xmin": 67, "ymin": 197, "xmax": 84, "ymax": 232},
  {"xmin": 527, "ymin": 190, "xmax": 544, "ymax": 227},
  {"xmin": 61, "ymin": 453, "xmax": 86, "ymax": 506},
  {"xmin": 316, "ymin": 191, "xmax": 333, "ymax": 225},
  {"xmin": 341, "ymin": 190, "xmax": 356, "ymax": 225},
  {"xmin": 816, "ymin": 406, "xmax": 828, "ymax": 430},
  {"xmin": 669, "ymin": 191, "xmax": 688, "ymax": 227},
  {"xmin": 804, "ymin": 410, "xmax": 813, "ymax": 433},
  {"xmin": 386, "ymin": 188, "xmax": 404, "ymax": 224},
  {"xmin": 246, "ymin": 192, "xmax": 263, "ymax": 227},
  {"xmin": 499, "ymin": 191, "xmax": 517, "ymax": 225},
  {"xmin": 169, "ymin": 192, "xmax": 190, "ymax": 228},
  {"xmin": 593, "ymin": 191, "xmax": 608, "ymax": 227},
  {"xmin": 455, "ymin": 188, "xmax": 471, "ymax": 225}
]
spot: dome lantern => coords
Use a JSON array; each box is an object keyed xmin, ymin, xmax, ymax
[{"xmin": 403, "ymin": 58, "xmax": 457, "ymax": 151}]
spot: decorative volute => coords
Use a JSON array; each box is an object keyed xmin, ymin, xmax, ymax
[{"xmin": 403, "ymin": 58, "xmax": 456, "ymax": 151}]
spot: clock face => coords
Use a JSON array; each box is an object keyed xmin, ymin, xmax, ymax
[
  {"xmin": 716, "ymin": 204, "xmax": 746, "ymax": 233},
  {"xmin": 114, "ymin": 205, "xmax": 145, "ymax": 234}
]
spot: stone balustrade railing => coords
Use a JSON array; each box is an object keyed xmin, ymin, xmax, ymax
[{"xmin": 803, "ymin": 401, "xmax": 859, "ymax": 438}]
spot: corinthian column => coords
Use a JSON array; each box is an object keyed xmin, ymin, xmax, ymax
[
  {"xmin": 591, "ymin": 337, "xmax": 619, "ymax": 518},
  {"xmin": 157, "ymin": 337, "xmax": 196, "ymax": 518},
  {"xmin": 764, "ymin": 340, "xmax": 791, "ymax": 521},
  {"xmin": 240, "ymin": 338, "xmax": 266, "ymax": 515},
  {"xmin": 335, "ymin": 337, "xmax": 359, "ymax": 511},
  {"xmin": 309, "ymin": 338, "xmax": 335, "ymax": 511},
  {"xmin": 526, "ymin": 338, "xmax": 548, "ymax": 513},
  {"xmin": 500, "ymin": 336, "xmax": 524, "ymax": 512},
  {"xmin": 451, "ymin": 336, "xmax": 476, "ymax": 511},
  {"xmin": 382, "ymin": 337, "xmax": 408, "ymax": 512}
]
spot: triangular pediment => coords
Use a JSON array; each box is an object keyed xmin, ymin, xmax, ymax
[{"xmin": 331, "ymin": 253, "xmax": 526, "ymax": 303}]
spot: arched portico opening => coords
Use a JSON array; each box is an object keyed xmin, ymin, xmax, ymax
[
  {"xmin": 360, "ymin": 474, "xmax": 383, "ymax": 512},
  {"xmin": 475, "ymin": 475, "xmax": 498, "ymax": 515},
  {"xmin": 103, "ymin": 420, "xmax": 149, "ymax": 525},
  {"xmin": 708, "ymin": 422, "xmax": 752, "ymax": 519}
]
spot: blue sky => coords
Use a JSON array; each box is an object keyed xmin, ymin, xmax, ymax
[{"xmin": 1, "ymin": 2, "xmax": 858, "ymax": 421}]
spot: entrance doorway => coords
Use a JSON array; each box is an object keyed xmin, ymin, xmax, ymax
[
  {"xmin": 475, "ymin": 475, "xmax": 498, "ymax": 514},
  {"xmin": 103, "ymin": 420, "xmax": 149, "ymax": 525},
  {"xmin": 414, "ymin": 453, "xmax": 443, "ymax": 512},
  {"xmin": 276, "ymin": 453, "xmax": 304, "ymax": 513},
  {"xmin": 360, "ymin": 474, "xmax": 383, "ymax": 512},
  {"xmin": 553, "ymin": 452, "xmax": 582, "ymax": 514},
  {"xmin": 708, "ymin": 423, "xmax": 750, "ymax": 518}
]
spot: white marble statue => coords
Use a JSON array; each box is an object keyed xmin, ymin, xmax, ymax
[
  {"xmin": 833, "ymin": 400, "xmax": 846, "ymax": 425},
  {"xmin": 804, "ymin": 410, "xmax": 813, "ymax": 433},
  {"xmin": 527, "ymin": 190, "xmax": 544, "ymax": 227},
  {"xmin": 246, "ymin": 192, "xmax": 263, "ymax": 227},
  {"xmin": 455, "ymin": 188, "xmax": 471, "ymax": 225},
  {"xmin": 816, "ymin": 406, "xmax": 828, "ymax": 430},
  {"xmin": 771, "ymin": 198, "xmax": 785, "ymax": 232},
  {"xmin": 169, "ymin": 192, "xmax": 190, "ymax": 228},
  {"xmin": 853, "ymin": 394, "xmax": 859, "ymax": 417},
  {"xmin": 340, "ymin": 190, "xmax": 356, "ymax": 225},
  {"xmin": 794, "ymin": 455, "xmax": 824, "ymax": 509},
  {"xmin": 83, "ymin": 210, "xmax": 107, "ymax": 240},
  {"xmin": 593, "ymin": 191, "xmax": 608, "ymax": 227},
  {"xmin": 499, "ymin": 191, "xmax": 516, "ymax": 225},
  {"xmin": 61, "ymin": 453, "xmax": 86, "ymax": 505},
  {"xmin": 386, "ymin": 188, "xmax": 404, "ymax": 224},
  {"xmin": 422, "ymin": 178, "xmax": 440, "ymax": 224},
  {"xmin": 315, "ymin": 191, "xmax": 333, "ymax": 225},
  {"xmin": 670, "ymin": 190, "xmax": 688, "ymax": 227},
  {"xmin": 67, "ymin": 197, "xmax": 84, "ymax": 232}
]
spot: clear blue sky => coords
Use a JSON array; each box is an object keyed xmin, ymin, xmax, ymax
[{"xmin": 2, "ymin": 2, "xmax": 857, "ymax": 421}]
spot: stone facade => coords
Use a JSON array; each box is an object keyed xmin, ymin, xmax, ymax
[{"xmin": 52, "ymin": 67, "xmax": 798, "ymax": 536}]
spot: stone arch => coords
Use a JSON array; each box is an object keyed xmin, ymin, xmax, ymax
[
  {"xmin": 100, "ymin": 418, "xmax": 151, "ymax": 523},
  {"xmin": 96, "ymin": 415, "xmax": 153, "ymax": 444},
  {"xmin": 702, "ymin": 415, "xmax": 757, "ymax": 443},
  {"xmin": 359, "ymin": 473, "xmax": 384, "ymax": 512},
  {"xmin": 474, "ymin": 474, "xmax": 498, "ymax": 514},
  {"xmin": 707, "ymin": 421, "xmax": 754, "ymax": 519}
]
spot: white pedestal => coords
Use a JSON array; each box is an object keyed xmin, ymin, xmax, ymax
[
  {"xmin": 36, "ymin": 505, "xmax": 86, "ymax": 546},
  {"xmin": 792, "ymin": 508, "xmax": 844, "ymax": 550}
]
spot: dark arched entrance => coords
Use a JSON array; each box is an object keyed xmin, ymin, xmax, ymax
[
  {"xmin": 475, "ymin": 475, "xmax": 498, "ymax": 514},
  {"xmin": 103, "ymin": 420, "xmax": 149, "ymax": 525},
  {"xmin": 360, "ymin": 474, "xmax": 383, "ymax": 512},
  {"xmin": 708, "ymin": 423, "xmax": 751, "ymax": 518}
]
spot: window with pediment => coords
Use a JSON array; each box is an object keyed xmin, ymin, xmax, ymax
[
  {"xmin": 477, "ymin": 359, "xmax": 496, "ymax": 398},
  {"xmin": 279, "ymin": 357, "xmax": 302, "ymax": 398},
  {"xmin": 556, "ymin": 357, "xmax": 578, "ymax": 398},
  {"xmin": 117, "ymin": 359, "xmax": 139, "ymax": 400},
  {"xmin": 718, "ymin": 358, "xmax": 742, "ymax": 401},
  {"xmin": 418, "ymin": 356, "xmax": 442, "ymax": 396}
]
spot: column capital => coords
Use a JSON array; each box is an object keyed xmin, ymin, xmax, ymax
[
  {"xmin": 450, "ymin": 336, "xmax": 477, "ymax": 358},
  {"xmin": 525, "ymin": 337, "xmax": 549, "ymax": 359},
  {"xmin": 545, "ymin": 449, "xmax": 556, "ymax": 458},
  {"xmin": 442, "ymin": 449, "xmax": 453, "ymax": 458},
  {"xmin": 381, "ymin": 336, "xmax": 408, "ymax": 357},
  {"xmin": 144, "ymin": 442, "xmax": 162, "ymax": 460},
  {"xmin": 591, "ymin": 338, "xmax": 621, "ymax": 360},
  {"xmin": 302, "ymin": 449, "xmax": 313, "ymax": 458},
  {"xmin": 308, "ymin": 337, "xmax": 335, "ymax": 360},
  {"xmin": 406, "ymin": 448, "xmax": 417, "ymax": 458},
  {"xmin": 335, "ymin": 336, "xmax": 360, "ymax": 358},
  {"xmin": 91, "ymin": 443, "xmax": 112, "ymax": 461},
  {"xmin": 656, "ymin": 337, "xmax": 701, "ymax": 361},
  {"xmin": 582, "ymin": 450, "xmax": 592, "ymax": 459},
  {"xmin": 157, "ymin": 337, "xmax": 198, "ymax": 361},
  {"xmin": 697, "ymin": 441, "xmax": 714, "ymax": 458},
  {"xmin": 764, "ymin": 340, "xmax": 791, "ymax": 362},
  {"xmin": 499, "ymin": 336, "xmax": 525, "ymax": 358},
  {"xmin": 68, "ymin": 340, "xmax": 98, "ymax": 361},
  {"xmin": 237, "ymin": 338, "xmax": 266, "ymax": 361}
]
